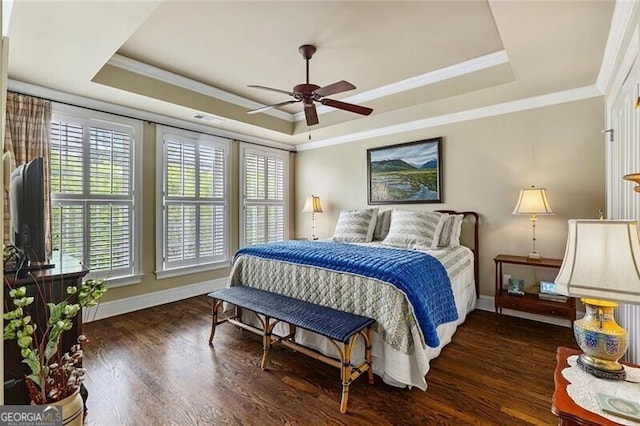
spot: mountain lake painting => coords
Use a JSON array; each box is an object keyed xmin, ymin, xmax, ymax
[{"xmin": 367, "ymin": 137, "xmax": 442, "ymax": 204}]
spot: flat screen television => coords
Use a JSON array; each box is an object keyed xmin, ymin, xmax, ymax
[{"xmin": 9, "ymin": 157, "xmax": 47, "ymax": 266}]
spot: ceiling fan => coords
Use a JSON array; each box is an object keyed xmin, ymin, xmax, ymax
[{"xmin": 247, "ymin": 44, "xmax": 373, "ymax": 126}]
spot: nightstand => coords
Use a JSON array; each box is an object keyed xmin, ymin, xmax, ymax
[
  {"xmin": 494, "ymin": 254, "xmax": 576, "ymax": 321},
  {"xmin": 552, "ymin": 346, "xmax": 637, "ymax": 425}
]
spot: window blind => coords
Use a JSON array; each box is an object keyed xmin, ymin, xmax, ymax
[
  {"xmin": 50, "ymin": 114, "xmax": 136, "ymax": 279},
  {"xmin": 160, "ymin": 130, "xmax": 228, "ymax": 271},
  {"xmin": 241, "ymin": 146, "xmax": 287, "ymax": 247}
]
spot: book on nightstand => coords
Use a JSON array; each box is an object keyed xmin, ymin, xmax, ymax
[{"xmin": 597, "ymin": 393, "xmax": 640, "ymax": 422}]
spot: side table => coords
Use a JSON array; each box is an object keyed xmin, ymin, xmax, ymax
[
  {"xmin": 494, "ymin": 254, "xmax": 576, "ymax": 321},
  {"xmin": 551, "ymin": 346, "xmax": 638, "ymax": 425}
]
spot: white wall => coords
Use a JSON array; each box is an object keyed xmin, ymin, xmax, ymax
[{"xmin": 604, "ymin": 3, "xmax": 640, "ymax": 364}]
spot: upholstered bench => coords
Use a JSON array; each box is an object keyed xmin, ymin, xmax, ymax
[{"xmin": 208, "ymin": 285, "xmax": 375, "ymax": 413}]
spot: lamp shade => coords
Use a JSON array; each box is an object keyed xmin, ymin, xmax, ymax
[
  {"xmin": 512, "ymin": 187, "xmax": 554, "ymax": 215},
  {"xmin": 554, "ymin": 220, "xmax": 640, "ymax": 304},
  {"xmin": 302, "ymin": 195, "xmax": 323, "ymax": 213}
]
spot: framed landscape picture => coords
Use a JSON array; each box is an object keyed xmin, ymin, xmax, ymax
[{"xmin": 367, "ymin": 137, "xmax": 442, "ymax": 204}]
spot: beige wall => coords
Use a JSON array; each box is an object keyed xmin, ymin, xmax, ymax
[
  {"xmin": 295, "ymin": 97, "xmax": 606, "ymax": 297},
  {"xmin": 102, "ymin": 123, "xmax": 295, "ymax": 303}
]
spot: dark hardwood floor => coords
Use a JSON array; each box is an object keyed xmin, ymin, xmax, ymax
[{"xmin": 82, "ymin": 296, "xmax": 576, "ymax": 425}]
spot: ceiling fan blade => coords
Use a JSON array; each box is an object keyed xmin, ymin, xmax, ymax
[
  {"xmin": 304, "ymin": 103, "xmax": 319, "ymax": 126},
  {"xmin": 321, "ymin": 98, "xmax": 373, "ymax": 116},
  {"xmin": 248, "ymin": 85, "xmax": 295, "ymax": 97},
  {"xmin": 247, "ymin": 100, "xmax": 300, "ymax": 115},
  {"xmin": 313, "ymin": 80, "xmax": 356, "ymax": 98}
]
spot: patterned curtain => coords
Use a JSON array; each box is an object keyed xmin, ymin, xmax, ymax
[{"xmin": 3, "ymin": 92, "xmax": 52, "ymax": 258}]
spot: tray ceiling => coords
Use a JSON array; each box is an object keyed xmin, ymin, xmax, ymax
[{"xmin": 6, "ymin": 1, "xmax": 615, "ymax": 148}]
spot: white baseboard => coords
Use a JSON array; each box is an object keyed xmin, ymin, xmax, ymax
[
  {"xmin": 82, "ymin": 281, "xmax": 575, "ymax": 328},
  {"xmin": 83, "ymin": 277, "xmax": 229, "ymax": 322},
  {"xmin": 476, "ymin": 295, "xmax": 573, "ymax": 328}
]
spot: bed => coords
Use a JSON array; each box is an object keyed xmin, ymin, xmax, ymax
[{"xmin": 228, "ymin": 209, "xmax": 479, "ymax": 390}]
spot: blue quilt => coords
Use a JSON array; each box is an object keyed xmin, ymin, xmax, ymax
[{"xmin": 234, "ymin": 240, "xmax": 458, "ymax": 347}]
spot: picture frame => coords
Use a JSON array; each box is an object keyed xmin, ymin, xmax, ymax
[
  {"xmin": 508, "ymin": 278, "xmax": 525, "ymax": 296},
  {"xmin": 367, "ymin": 137, "xmax": 443, "ymax": 204},
  {"xmin": 540, "ymin": 281, "xmax": 558, "ymax": 294}
]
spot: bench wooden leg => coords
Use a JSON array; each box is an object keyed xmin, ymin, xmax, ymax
[
  {"xmin": 208, "ymin": 299, "xmax": 223, "ymax": 345},
  {"xmin": 365, "ymin": 326, "xmax": 374, "ymax": 385},
  {"xmin": 261, "ymin": 316, "xmax": 274, "ymax": 370},
  {"xmin": 340, "ymin": 336, "xmax": 355, "ymax": 414}
]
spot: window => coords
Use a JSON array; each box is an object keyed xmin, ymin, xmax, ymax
[
  {"xmin": 156, "ymin": 126, "xmax": 229, "ymax": 278},
  {"xmin": 50, "ymin": 105, "xmax": 142, "ymax": 285},
  {"xmin": 240, "ymin": 143, "xmax": 289, "ymax": 247}
]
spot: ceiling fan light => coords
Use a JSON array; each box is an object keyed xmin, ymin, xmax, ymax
[{"xmin": 247, "ymin": 44, "xmax": 373, "ymax": 126}]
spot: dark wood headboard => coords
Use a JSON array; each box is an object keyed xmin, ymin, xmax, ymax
[{"xmin": 435, "ymin": 210, "xmax": 479, "ymax": 299}]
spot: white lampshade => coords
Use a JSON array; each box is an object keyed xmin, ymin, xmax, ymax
[
  {"xmin": 512, "ymin": 187, "xmax": 554, "ymax": 215},
  {"xmin": 302, "ymin": 195, "xmax": 323, "ymax": 213},
  {"xmin": 555, "ymin": 219, "xmax": 640, "ymax": 304}
]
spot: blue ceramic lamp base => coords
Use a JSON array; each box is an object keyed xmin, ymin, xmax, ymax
[{"xmin": 573, "ymin": 298, "xmax": 628, "ymax": 381}]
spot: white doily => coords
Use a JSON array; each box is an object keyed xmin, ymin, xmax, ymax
[{"xmin": 564, "ymin": 355, "xmax": 640, "ymax": 425}]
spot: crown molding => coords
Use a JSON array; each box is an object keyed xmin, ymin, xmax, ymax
[
  {"xmin": 596, "ymin": 0, "xmax": 638, "ymax": 95},
  {"xmin": 7, "ymin": 79, "xmax": 296, "ymax": 152},
  {"xmin": 607, "ymin": 25, "xmax": 639, "ymax": 107},
  {"xmin": 292, "ymin": 50, "xmax": 510, "ymax": 122},
  {"xmin": 108, "ymin": 54, "xmax": 294, "ymax": 122},
  {"xmin": 108, "ymin": 51, "xmax": 510, "ymax": 127},
  {"xmin": 296, "ymin": 85, "xmax": 601, "ymax": 152}
]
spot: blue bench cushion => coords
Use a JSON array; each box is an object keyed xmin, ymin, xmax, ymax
[{"xmin": 209, "ymin": 286, "xmax": 375, "ymax": 343}]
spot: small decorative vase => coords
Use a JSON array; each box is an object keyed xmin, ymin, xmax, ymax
[
  {"xmin": 32, "ymin": 389, "xmax": 84, "ymax": 426},
  {"xmin": 573, "ymin": 298, "xmax": 628, "ymax": 380}
]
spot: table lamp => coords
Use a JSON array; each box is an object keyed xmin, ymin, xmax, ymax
[
  {"xmin": 555, "ymin": 219, "xmax": 640, "ymax": 380},
  {"xmin": 302, "ymin": 195, "xmax": 323, "ymax": 240},
  {"xmin": 512, "ymin": 186, "xmax": 554, "ymax": 260}
]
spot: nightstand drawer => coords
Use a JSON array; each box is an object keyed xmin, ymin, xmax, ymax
[{"xmin": 497, "ymin": 292, "xmax": 574, "ymax": 319}]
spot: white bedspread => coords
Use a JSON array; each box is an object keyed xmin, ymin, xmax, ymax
[{"xmin": 230, "ymin": 243, "xmax": 476, "ymax": 390}]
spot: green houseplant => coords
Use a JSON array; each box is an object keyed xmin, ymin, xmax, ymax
[{"xmin": 3, "ymin": 264, "xmax": 106, "ymax": 405}]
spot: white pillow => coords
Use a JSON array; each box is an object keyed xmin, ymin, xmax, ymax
[
  {"xmin": 381, "ymin": 210, "xmax": 445, "ymax": 250},
  {"xmin": 332, "ymin": 208, "xmax": 378, "ymax": 243},
  {"xmin": 438, "ymin": 214, "xmax": 464, "ymax": 247},
  {"xmin": 373, "ymin": 209, "xmax": 392, "ymax": 241}
]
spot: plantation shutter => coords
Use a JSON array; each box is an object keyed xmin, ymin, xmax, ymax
[
  {"xmin": 50, "ymin": 116, "xmax": 136, "ymax": 278},
  {"xmin": 242, "ymin": 146, "xmax": 287, "ymax": 247},
  {"xmin": 50, "ymin": 204, "xmax": 84, "ymax": 262},
  {"xmin": 51, "ymin": 121, "xmax": 83, "ymax": 194},
  {"xmin": 89, "ymin": 203, "xmax": 131, "ymax": 270},
  {"xmin": 89, "ymin": 127, "xmax": 131, "ymax": 195},
  {"xmin": 162, "ymin": 134, "xmax": 227, "ymax": 270}
]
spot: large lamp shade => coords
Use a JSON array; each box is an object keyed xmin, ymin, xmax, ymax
[{"xmin": 555, "ymin": 220, "xmax": 640, "ymax": 303}]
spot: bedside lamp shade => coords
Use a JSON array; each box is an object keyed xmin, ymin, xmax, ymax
[
  {"xmin": 513, "ymin": 186, "xmax": 554, "ymax": 259},
  {"xmin": 302, "ymin": 196, "xmax": 323, "ymax": 213},
  {"xmin": 512, "ymin": 187, "xmax": 553, "ymax": 215},
  {"xmin": 555, "ymin": 219, "xmax": 640, "ymax": 380}
]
